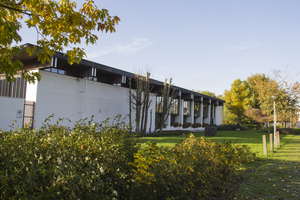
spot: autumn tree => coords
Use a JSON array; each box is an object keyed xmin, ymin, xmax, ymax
[
  {"xmin": 194, "ymin": 90, "xmax": 216, "ymax": 98},
  {"xmin": 224, "ymin": 79, "xmax": 254, "ymax": 126},
  {"xmin": 247, "ymin": 71, "xmax": 299, "ymax": 128},
  {"xmin": 0, "ymin": 0, "xmax": 120, "ymax": 82},
  {"xmin": 271, "ymin": 69, "xmax": 300, "ymax": 127},
  {"xmin": 244, "ymin": 106, "xmax": 273, "ymax": 131}
]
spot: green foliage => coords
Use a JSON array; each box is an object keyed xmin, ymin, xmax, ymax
[
  {"xmin": 182, "ymin": 122, "xmax": 191, "ymax": 128},
  {"xmin": 259, "ymin": 127, "xmax": 300, "ymax": 135},
  {"xmin": 225, "ymin": 79, "xmax": 254, "ymax": 125},
  {"xmin": 171, "ymin": 122, "xmax": 181, "ymax": 127},
  {"xmin": 278, "ymin": 128, "xmax": 300, "ymax": 135},
  {"xmin": 1, "ymin": 119, "xmax": 256, "ymax": 199},
  {"xmin": 0, "ymin": 0, "xmax": 120, "ymax": 82},
  {"xmin": 137, "ymin": 131, "xmax": 187, "ymax": 137},
  {"xmin": 192, "ymin": 123, "xmax": 202, "ymax": 128},
  {"xmin": 0, "ymin": 116, "xmax": 137, "ymax": 199},
  {"xmin": 217, "ymin": 124, "xmax": 249, "ymax": 131},
  {"xmin": 131, "ymin": 134, "xmax": 256, "ymax": 199},
  {"xmin": 202, "ymin": 123, "xmax": 209, "ymax": 127}
]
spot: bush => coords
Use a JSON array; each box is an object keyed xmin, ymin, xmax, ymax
[
  {"xmin": 156, "ymin": 122, "xmax": 166, "ymax": 130},
  {"xmin": 182, "ymin": 122, "xmax": 192, "ymax": 128},
  {"xmin": 137, "ymin": 131, "xmax": 188, "ymax": 137},
  {"xmin": 217, "ymin": 124, "xmax": 249, "ymax": 131},
  {"xmin": 171, "ymin": 122, "xmax": 181, "ymax": 127},
  {"xmin": 202, "ymin": 123, "xmax": 209, "ymax": 127},
  {"xmin": 131, "ymin": 134, "xmax": 256, "ymax": 199},
  {"xmin": 278, "ymin": 128, "xmax": 300, "ymax": 135},
  {"xmin": 192, "ymin": 123, "xmax": 202, "ymax": 128},
  {"xmin": 0, "ymin": 115, "xmax": 138, "ymax": 199},
  {"xmin": 1, "ymin": 119, "xmax": 256, "ymax": 199}
]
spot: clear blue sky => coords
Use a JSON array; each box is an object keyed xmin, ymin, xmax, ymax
[{"xmin": 19, "ymin": 0, "xmax": 300, "ymax": 96}]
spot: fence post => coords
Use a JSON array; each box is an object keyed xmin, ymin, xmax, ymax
[
  {"xmin": 263, "ymin": 135, "xmax": 267, "ymax": 155},
  {"xmin": 274, "ymin": 131, "xmax": 278, "ymax": 148},
  {"xmin": 277, "ymin": 131, "xmax": 280, "ymax": 147},
  {"xmin": 269, "ymin": 134, "xmax": 273, "ymax": 151}
]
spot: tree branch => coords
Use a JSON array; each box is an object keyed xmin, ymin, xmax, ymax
[{"xmin": 0, "ymin": 3, "xmax": 32, "ymax": 16}]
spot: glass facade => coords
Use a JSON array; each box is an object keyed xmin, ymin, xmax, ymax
[
  {"xmin": 171, "ymin": 99, "xmax": 178, "ymax": 114},
  {"xmin": 183, "ymin": 101, "xmax": 190, "ymax": 115},
  {"xmin": 203, "ymin": 104, "xmax": 208, "ymax": 118},
  {"xmin": 156, "ymin": 96, "xmax": 163, "ymax": 113},
  {"xmin": 194, "ymin": 102, "xmax": 200, "ymax": 117}
]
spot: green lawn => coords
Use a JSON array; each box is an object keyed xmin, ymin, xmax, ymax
[
  {"xmin": 138, "ymin": 130, "xmax": 300, "ymax": 199},
  {"xmin": 138, "ymin": 130, "xmax": 294, "ymax": 157}
]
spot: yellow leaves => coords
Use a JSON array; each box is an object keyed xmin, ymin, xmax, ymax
[{"xmin": 1, "ymin": 0, "xmax": 120, "ymax": 83}]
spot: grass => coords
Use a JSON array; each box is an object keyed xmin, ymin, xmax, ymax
[
  {"xmin": 138, "ymin": 130, "xmax": 294, "ymax": 157},
  {"xmin": 138, "ymin": 130, "xmax": 300, "ymax": 199}
]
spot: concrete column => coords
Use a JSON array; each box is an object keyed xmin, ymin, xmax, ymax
[
  {"xmin": 190, "ymin": 100, "xmax": 194, "ymax": 124},
  {"xmin": 212, "ymin": 104, "xmax": 215, "ymax": 124},
  {"xmin": 166, "ymin": 97, "xmax": 171, "ymax": 127},
  {"xmin": 200, "ymin": 97, "xmax": 203, "ymax": 124},
  {"xmin": 179, "ymin": 99, "xmax": 184, "ymax": 125},
  {"xmin": 207, "ymin": 99, "xmax": 211, "ymax": 125}
]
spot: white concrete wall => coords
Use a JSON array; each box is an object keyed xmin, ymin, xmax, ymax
[
  {"xmin": 33, "ymin": 71, "xmax": 156, "ymax": 132},
  {"xmin": 0, "ymin": 97, "xmax": 24, "ymax": 131}
]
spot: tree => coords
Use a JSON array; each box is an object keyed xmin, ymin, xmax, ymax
[
  {"xmin": 271, "ymin": 69, "xmax": 300, "ymax": 127},
  {"xmin": 194, "ymin": 90, "xmax": 216, "ymax": 98},
  {"xmin": 0, "ymin": 0, "xmax": 120, "ymax": 82},
  {"xmin": 247, "ymin": 72, "xmax": 299, "ymax": 128},
  {"xmin": 224, "ymin": 79, "xmax": 254, "ymax": 126},
  {"xmin": 156, "ymin": 78, "xmax": 175, "ymax": 132},
  {"xmin": 244, "ymin": 106, "xmax": 272, "ymax": 130},
  {"xmin": 129, "ymin": 72, "xmax": 153, "ymax": 133}
]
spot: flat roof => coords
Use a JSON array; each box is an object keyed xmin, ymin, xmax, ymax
[{"xmin": 16, "ymin": 43, "xmax": 225, "ymax": 104}]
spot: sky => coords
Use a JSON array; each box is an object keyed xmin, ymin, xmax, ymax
[{"xmin": 19, "ymin": 0, "xmax": 300, "ymax": 96}]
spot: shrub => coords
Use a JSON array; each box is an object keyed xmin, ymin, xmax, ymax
[
  {"xmin": 0, "ymin": 116, "xmax": 138, "ymax": 199},
  {"xmin": 1, "ymin": 119, "xmax": 256, "ymax": 199},
  {"xmin": 192, "ymin": 123, "xmax": 202, "ymax": 128},
  {"xmin": 183, "ymin": 122, "xmax": 192, "ymax": 128},
  {"xmin": 202, "ymin": 123, "xmax": 209, "ymax": 127},
  {"xmin": 217, "ymin": 124, "xmax": 249, "ymax": 131},
  {"xmin": 131, "ymin": 134, "xmax": 256, "ymax": 199},
  {"xmin": 171, "ymin": 122, "xmax": 181, "ymax": 127},
  {"xmin": 155, "ymin": 122, "xmax": 166, "ymax": 130},
  {"xmin": 278, "ymin": 128, "xmax": 300, "ymax": 135}
]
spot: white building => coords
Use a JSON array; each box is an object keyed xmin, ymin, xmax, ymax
[{"xmin": 0, "ymin": 44, "xmax": 224, "ymax": 132}]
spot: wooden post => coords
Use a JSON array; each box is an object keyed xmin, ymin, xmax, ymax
[
  {"xmin": 274, "ymin": 131, "xmax": 278, "ymax": 148},
  {"xmin": 263, "ymin": 135, "xmax": 267, "ymax": 155},
  {"xmin": 269, "ymin": 134, "xmax": 273, "ymax": 151},
  {"xmin": 277, "ymin": 131, "xmax": 280, "ymax": 147}
]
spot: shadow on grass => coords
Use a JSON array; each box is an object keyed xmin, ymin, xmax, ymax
[{"xmin": 227, "ymin": 135, "xmax": 300, "ymax": 199}]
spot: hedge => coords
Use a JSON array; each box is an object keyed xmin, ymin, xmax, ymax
[{"xmin": 1, "ymin": 117, "xmax": 256, "ymax": 199}]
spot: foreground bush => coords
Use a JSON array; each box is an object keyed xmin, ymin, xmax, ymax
[
  {"xmin": 0, "ymin": 116, "xmax": 138, "ymax": 199},
  {"xmin": 131, "ymin": 134, "xmax": 256, "ymax": 199},
  {"xmin": 1, "ymin": 119, "xmax": 256, "ymax": 199}
]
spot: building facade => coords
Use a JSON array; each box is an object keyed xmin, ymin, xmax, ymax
[{"xmin": 0, "ymin": 44, "xmax": 224, "ymax": 132}]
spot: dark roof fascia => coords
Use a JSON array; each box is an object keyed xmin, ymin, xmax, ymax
[{"xmin": 18, "ymin": 43, "xmax": 225, "ymax": 103}]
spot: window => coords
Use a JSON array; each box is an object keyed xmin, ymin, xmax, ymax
[
  {"xmin": 156, "ymin": 96, "xmax": 163, "ymax": 113},
  {"xmin": 194, "ymin": 102, "xmax": 200, "ymax": 117},
  {"xmin": 171, "ymin": 99, "xmax": 178, "ymax": 114},
  {"xmin": 44, "ymin": 67, "xmax": 66, "ymax": 75},
  {"xmin": 183, "ymin": 101, "xmax": 190, "ymax": 115},
  {"xmin": 203, "ymin": 105, "xmax": 208, "ymax": 118},
  {"xmin": 0, "ymin": 75, "xmax": 26, "ymax": 98}
]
